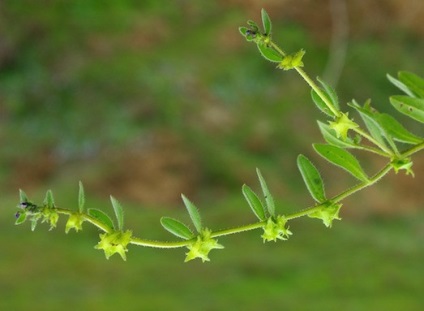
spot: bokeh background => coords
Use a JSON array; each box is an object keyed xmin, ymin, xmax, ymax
[{"xmin": 1, "ymin": 0, "xmax": 424, "ymax": 310}]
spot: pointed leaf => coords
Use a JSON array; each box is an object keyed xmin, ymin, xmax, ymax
[
  {"xmin": 256, "ymin": 168, "xmax": 275, "ymax": 217},
  {"xmin": 247, "ymin": 20, "xmax": 260, "ymax": 32},
  {"xmin": 297, "ymin": 155, "xmax": 326, "ymax": 203},
  {"xmin": 242, "ymin": 184, "xmax": 266, "ymax": 221},
  {"xmin": 110, "ymin": 196, "xmax": 124, "ymax": 231},
  {"xmin": 377, "ymin": 113, "xmax": 423, "ymax": 144},
  {"xmin": 348, "ymin": 100, "xmax": 393, "ymax": 151},
  {"xmin": 318, "ymin": 121, "xmax": 358, "ymax": 149},
  {"xmin": 160, "ymin": 217, "xmax": 194, "ymax": 240},
  {"xmin": 390, "ymin": 95, "xmax": 424, "ymax": 123},
  {"xmin": 31, "ymin": 218, "xmax": 38, "ymax": 231},
  {"xmin": 313, "ymin": 144, "xmax": 369, "ymax": 182},
  {"xmin": 387, "ymin": 74, "xmax": 415, "ymax": 97},
  {"xmin": 88, "ymin": 208, "xmax": 114, "ymax": 230},
  {"xmin": 398, "ymin": 71, "xmax": 424, "ymax": 98},
  {"xmin": 317, "ymin": 76, "xmax": 340, "ymax": 110},
  {"xmin": 311, "ymin": 89, "xmax": 336, "ymax": 117},
  {"xmin": 43, "ymin": 190, "xmax": 55, "ymax": 208},
  {"xmin": 78, "ymin": 181, "xmax": 85, "ymax": 213},
  {"xmin": 261, "ymin": 9, "xmax": 272, "ymax": 35},
  {"xmin": 15, "ymin": 212, "xmax": 27, "ymax": 225},
  {"xmin": 19, "ymin": 189, "xmax": 28, "ymax": 203},
  {"xmin": 181, "ymin": 194, "xmax": 202, "ymax": 233},
  {"xmin": 257, "ymin": 44, "xmax": 283, "ymax": 63}
]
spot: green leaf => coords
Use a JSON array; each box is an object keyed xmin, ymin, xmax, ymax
[
  {"xmin": 88, "ymin": 208, "xmax": 114, "ymax": 231},
  {"xmin": 247, "ymin": 20, "xmax": 260, "ymax": 32},
  {"xmin": 377, "ymin": 113, "xmax": 423, "ymax": 144},
  {"xmin": 390, "ymin": 95, "xmax": 424, "ymax": 123},
  {"xmin": 313, "ymin": 144, "xmax": 369, "ymax": 182},
  {"xmin": 19, "ymin": 189, "xmax": 28, "ymax": 203},
  {"xmin": 398, "ymin": 71, "xmax": 424, "ymax": 98},
  {"xmin": 256, "ymin": 168, "xmax": 275, "ymax": 217},
  {"xmin": 257, "ymin": 44, "xmax": 283, "ymax": 63},
  {"xmin": 15, "ymin": 212, "xmax": 27, "ymax": 225},
  {"xmin": 110, "ymin": 196, "xmax": 124, "ymax": 231},
  {"xmin": 348, "ymin": 100, "xmax": 393, "ymax": 151},
  {"xmin": 387, "ymin": 74, "xmax": 415, "ymax": 97},
  {"xmin": 160, "ymin": 217, "xmax": 194, "ymax": 240},
  {"xmin": 261, "ymin": 9, "xmax": 272, "ymax": 35},
  {"xmin": 43, "ymin": 190, "xmax": 55, "ymax": 208},
  {"xmin": 78, "ymin": 181, "xmax": 85, "ymax": 213},
  {"xmin": 242, "ymin": 184, "xmax": 266, "ymax": 221},
  {"xmin": 31, "ymin": 218, "xmax": 39, "ymax": 231},
  {"xmin": 317, "ymin": 121, "xmax": 358, "ymax": 148},
  {"xmin": 311, "ymin": 89, "xmax": 336, "ymax": 118},
  {"xmin": 316, "ymin": 77, "xmax": 340, "ymax": 110},
  {"xmin": 181, "ymin": 194, "xmax": 202, "ymax": 233},
  {"xmin": 297, "ymin": 155, "xmax": 326, "ymax": 203}
]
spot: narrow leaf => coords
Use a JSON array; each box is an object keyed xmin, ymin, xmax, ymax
[
  {"xmin": 313, "ymin": 144, "xmax": 369, "ymax": 182},
  {"xmin": 110, "ymin": 196, "xmax": 124, "ymax": 231},
  {"xmin": 242, "ymin": 184, "xmax": 266, "ymax": 221},
  {"xmin": 317, "ymin": 76, "xmax": 340, "ymax": 110},
  {"xmin": 318, "ymin": 121, "xmax": 358, "ymax": 149},
  {"xmin": 261, "ymin": 8, "xmax": 272, "ymax": 35},
  {"xmin": 88, "ymin": 208, "xmax": 114, "ymax": 230},
  {"xmin": 78, "ymin": 181, "xmax": 85, "ymax": 213},
  {"xmin": 349, "ymin": 100, "xmax": 392, "ymax": 151},
  {"xmin": 398, "ymin": 71, "xmax": 424, "ymax": 98},
  {"xmin": 19, "ymin": 189, "xmax": 28, "ymax": 203},
  {"xmin": 43, "ymin": 190, "xmax": 55, "ymax": 208},
  {"xmin": 257, "ymin": 44, "xmax": 283, "ymax": 63},
  {"xmin": 256, "ymin": 168, "xmax": 275, "ymax": 217},
  {"xmin": 311, "ymin": 89, "xmax": 336, "ymax": 117},
  {"xmin": 181, "ymin": 194, "xmax": 202, "ymax": 233},
  {"xmin": 297, "ymin": 155, "xmax": 326, "ymax": 203},
  {"xmin": 390, "ymin": 95, "xmax": 424, "ymax": 123},
  {"xmin": 377, "ymin": 113, "xmax": 423, "ymax": 144},
  {"xmin": 387, "ymin": 74, "xmax": 415, "ymax": 97},
  {"xmin": 160, "ymin": 217, "xmax": 194, "ymax": 240}
]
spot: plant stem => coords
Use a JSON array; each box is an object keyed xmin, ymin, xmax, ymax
[
  {"xmin": 352, "ymin": 127, "xmax": 394, "ymax": 157},
  {"xmin": 269, "ymin": 41, "xmax": 340, "ymax": 117}
]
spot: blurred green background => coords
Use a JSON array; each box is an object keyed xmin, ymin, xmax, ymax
[{"xmin": 1, "ymin": 0, "xmax": 424, "ymax": 310}]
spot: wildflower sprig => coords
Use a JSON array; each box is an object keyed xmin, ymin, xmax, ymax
[{"xmin": 14, "ymin": 9, "xmax": 424, "ymax": 263}]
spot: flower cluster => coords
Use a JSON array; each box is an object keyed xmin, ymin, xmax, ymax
[
  {"xmin": 185, "ymin": 229, "xmax": 224, "ymax": 263},
  {"xmin": 261, "ymin": 216, "xmax": 292, "ymax": 242},
  {"xmin": 95, "ymin": 230, "xmax": 132, "ymax": 261}
]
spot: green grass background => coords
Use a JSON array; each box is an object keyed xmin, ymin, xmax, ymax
[{"xmin": 1, "ymin": 1, "xmax": 424, "ymax": 310}]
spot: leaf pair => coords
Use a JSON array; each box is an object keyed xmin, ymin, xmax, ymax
[
  {"xmin": 239, "ymin": 9, "xmax": 284, "ymax": 63},
  {"xmin": 388, "ymin": 71, "xmax": 424, "ymax": 124},
  {"xmin": 349, "ymin": 100, "xmax": 423, "ymax": 153},
  {"xmin": 88, "ymin": 195, "xmax": 125, "ymax": 231},
  {"xmin": 311, "ymin": 77, "xmax": 340, "ymax": 118},
  {"xmin": 160, "ymin": 195, "xmax": 202, "ymax": 240},
  {"xmin": 297, "ymin": 144, "xmax": 370, "ymax": 203},
  {"xmin": 242, "ymin": 168, "xmax": 275, "ymax": 221}
]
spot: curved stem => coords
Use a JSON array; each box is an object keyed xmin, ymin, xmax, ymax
[{"xmin": 352, "ymin": 127, "xmax": 394, "ymax": 157}]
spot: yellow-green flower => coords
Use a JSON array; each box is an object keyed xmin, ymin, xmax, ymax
[
  {"xmin": 185, "ymin": 229, "xmax": 224, "ymax": 263},
  {"xmin": 95, "ymin": 230, "xmax": 132, "ymax": 261},
  {"xmin": 308, "ymin": 202, "xmax": 342, "ymax": 228},
  {"xmin": 65, "ymin": 213, "xmax": 85, "ymax": 233},
  {"xmin": 41, "ymin": 208, "xmax": 59, "ymax": 230},
  {"xmin": 328, "ymin": 113, "xmax": 358, "ymax": 140},
  {"xmin": 261, "ymin": 216, "xmax": 292, "ymax": 242}
]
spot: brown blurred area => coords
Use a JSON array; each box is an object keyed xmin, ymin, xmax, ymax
[{"xmin": 1, "ymin": 0, "xmax": 423, "ymax": 212}]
